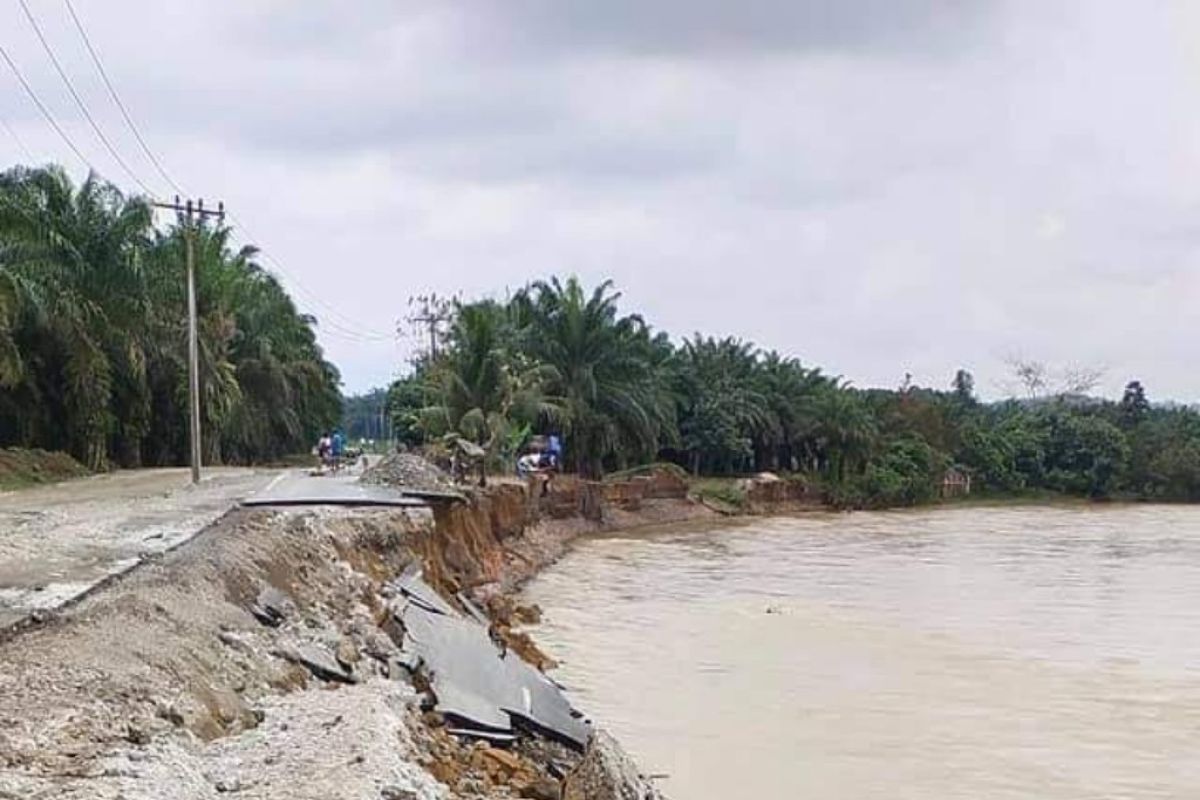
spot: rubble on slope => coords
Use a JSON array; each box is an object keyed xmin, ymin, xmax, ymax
[
  {"xmin": 361, "ymin": 453, "xmax": 458, "ymax": 494},
  {"xmin": 0, "ymin": 497, "xmax": 668, "ymax": 799}
]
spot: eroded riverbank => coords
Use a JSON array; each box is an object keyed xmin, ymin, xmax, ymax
[{"xmin": 0, "ymin": 470, "xmax": 704, "ymax": 798}]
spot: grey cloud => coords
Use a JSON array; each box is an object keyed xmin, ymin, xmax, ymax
[
  {"xmin": 2, "ymin": 0, "xmax": 1198, "ymax": 402},
  {"xmin": 222, "ymin": 0, "xmax": 429, "ymax": 55},
  {"xmin": 231, "ymin": 79, "xmax": 565, "ymax": 154},
  {"xmin": 220, "ymin": 0, "xmax": 1000, "ymax": 59},
  {"xmin": 394, "ymin": 124, "xmax": 733, "ymax": 185},
  {"xmin": 463, "ymin": 0, "xmax": 998, "ymax": 56}
]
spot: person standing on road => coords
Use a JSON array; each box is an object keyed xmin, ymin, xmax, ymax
[
  {"xmin": 330, "ymin": 429, "xmax": 347, "ymax": 473},
  {"xmin": 317, "ymin": 432, "xmax": 332, "ymax": 467}
]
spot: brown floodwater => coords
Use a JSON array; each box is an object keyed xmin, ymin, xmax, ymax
[{"xmin": 522, "ymin": 505, "xmax": 1200, "ymax": 799}]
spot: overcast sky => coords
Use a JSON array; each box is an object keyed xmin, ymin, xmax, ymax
[{"xmin": 1, "ymin": 1, "xmax": 1197, "ymax": 398}]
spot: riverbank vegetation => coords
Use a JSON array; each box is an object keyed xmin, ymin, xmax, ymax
[
  {"xmin": 385, "ymin": 277, "xmax": 1200, "ymax": 506},
  {"xmin": 0, "ymin": 166, "xmax": 341, "ymax": 469}
]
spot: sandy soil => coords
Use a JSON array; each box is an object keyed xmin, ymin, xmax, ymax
[{"xmin": 0, "ymin": 467, "xmax": 278, "ymax": 627}]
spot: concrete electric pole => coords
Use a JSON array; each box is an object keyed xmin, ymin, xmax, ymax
[{"xmin": 153, "ymin": 196, "xmax": 225, "ymax": 484}]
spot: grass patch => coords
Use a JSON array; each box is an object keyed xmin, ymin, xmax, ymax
[
  {"xmin": 0, "ymin": 448, "xmax": 90, "ymax": 490},
  {"xmin": 604, "ymin": 462, "xmax": 690, "ymax": 482},
  {"xmin": 690, "ymin": 477, "xmax": 747, "ymax": 510}
]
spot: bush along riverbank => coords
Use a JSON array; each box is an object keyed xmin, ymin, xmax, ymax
[{"xmin": 380, "ymin": 277, "xmax": 1200, "ymax": 510}]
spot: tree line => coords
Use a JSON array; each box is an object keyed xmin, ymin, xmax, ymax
[
  {"xmin": 386, "ymin": 276, "xmax": 1200, "ymax": 505},
  {"xmin": 341, "ymin": 387, "xmax": 392, "ymax": 446},
  {"xmin": 0, "ymin": 165, "xmax": 342, "ymax": 469}
]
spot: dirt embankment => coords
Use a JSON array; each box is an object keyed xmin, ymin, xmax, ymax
[
  {"xmin": 0, "ymin": 466, "xmax": 714, "ymax": 799},
  {"xmin": 0, "ymin": 448, "xmax": 89, "ymax": 490},
  {"xmin": 410, "ymin": 473, "xmax": 714, "ymax": 671},
  {"xmin": 0, "ymin": 508, "xmax": 441, "ymax": 799}
]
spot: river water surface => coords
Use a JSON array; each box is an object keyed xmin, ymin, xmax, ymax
[{"xmin": 522, "ymin": 505, "xmax": 1200, "ymax": 799}]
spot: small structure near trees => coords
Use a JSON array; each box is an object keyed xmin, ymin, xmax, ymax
[{"xmin": 941, "ymin": 466, "xmax": 972, "ymax": 498}]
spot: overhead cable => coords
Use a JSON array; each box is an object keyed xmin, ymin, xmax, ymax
[
  {"xmin": 0, "ymin": 40, "xmax": 93, "ymax": 171},
  {"xmin": 62, "ymin": 0, "xmax": 181, "ymax": 195},
  {"xmin": 16, "ymin": 0, "xmax": 157, "ymax": 196},
  {"xmin": 15, "ymin": 4, "xmax": 398, "ymax": 344}
]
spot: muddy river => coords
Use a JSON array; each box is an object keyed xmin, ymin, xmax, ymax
[{"xmin": 522, "ymin": 505, "xmax": 1200, "ymax": 799}]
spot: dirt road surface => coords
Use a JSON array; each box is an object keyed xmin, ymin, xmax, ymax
[{"xmin": 0, "ymin": 467, "xmax": 280, "ymax": 628}]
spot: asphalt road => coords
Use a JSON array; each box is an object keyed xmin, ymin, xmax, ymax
[
  {"xmin": 243, "ymin": 469, "xmax": 426, "ymax": 507},
  {"xmin": 0, "ymin": 467, "xmax": 279, "ymax": 628}
]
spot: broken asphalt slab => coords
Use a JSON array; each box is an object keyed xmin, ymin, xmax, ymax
[
  {"xmin": 391, "ymin": 574, "xmax": 592, "ymax": 749},
  {"xmin": 273, "ymin": 642, "xmax": 358, "ymax": 684},
  {"xmin": 241, "ymin": 472, "xmax": 435, "ymax": 508},
  {"xmin": 249, "ymin": 586, "xmax": 293, "ymax": 627}
]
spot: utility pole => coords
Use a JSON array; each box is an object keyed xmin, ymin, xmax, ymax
[
  {"xmin": 153, "ymin": 196, "xmax": 225, "ymax": 484},
  {"xmin": 406, "ymin": 293, "xmax": 452, "ymax": 362}
]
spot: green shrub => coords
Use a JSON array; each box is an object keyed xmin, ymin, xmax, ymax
[
  {"xmin": 604, "ymin": 462, "xmax": 690, "ymax": 482},
  {"xmin": 861, "ymin": 436, "xmax": 946, "ymax": 508},
  {"xmin": 691, "ymin": 478, "xmax": 746, "ymax": 509}
]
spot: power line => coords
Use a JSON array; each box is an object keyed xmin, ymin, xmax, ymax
[
  {"xmin": 15, "ymin": 0, "xmax": 156, "ymax": 196},
  {"xmin": 61, "ymin": 0, "xmax": 181, "ymax": 195},
  {"xmin": 223, "ymin": 212, "xmax": 396, "ymax": 340},
  {"xmin": 266, "ymin": 262, "xmax": 399, "ymax": 343},
  {"xmin": 24, "ymin": 4, "xmax": 398, "ymax": 345},
  {"xmin": 226, "ymin": 215, "xmax": 396, "ymax": 340},
  {"xmin": 226, "ymin": 211, "xmax": 398, "ymax": 342},
  {"xmin": 0, "ymin": 112, "xmax": 35, "ymax": 162},
  {"xmin": 0, "ymin": 40, "xmax": 92, "ymax": 171}
]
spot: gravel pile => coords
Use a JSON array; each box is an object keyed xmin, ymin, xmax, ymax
[{"xmin": 360, "ymin": 453, "xmax": 456, "ymax": 493}]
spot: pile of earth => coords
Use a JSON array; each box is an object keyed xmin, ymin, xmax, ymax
[
  {"xmin": 361, "ymin": 453, "xmax": 457, "ymax": 493},
  {"xmin": 0, "ymin": 447, "xmax": 89, "ymax": 490}
]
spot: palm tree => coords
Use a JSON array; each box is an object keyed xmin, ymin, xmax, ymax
[
  {"xmin": 674, "ymin": 336, "xmax": 772, "ymax": 474},
  {"xmin": 186, "ymin": 228, "xmax": 339, "ymax": 463},
  {"xmin": 420, "ymin": 300, "xmax": 557, "ymax": 463},
  {"xmin": 0, "ymin": 165, "xmax": 151, "ymax": 468},
  {"xmin": 753, "ymin": 350, "xmax": 829, "ymax": 471},
  {"xmin": 762, "ymin": 355, "xmax": 837, "ymax": 473},
  {"xmin": 514, "ymin": 277, "xmax": 673, "ymax": 477},
  {"xmin": 0, "ymin": 164, "xmax": 341, "ymax": 468},
  {"xmin": 812, "ymin": 387, "xmax": 878, "ymax": 484}
]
